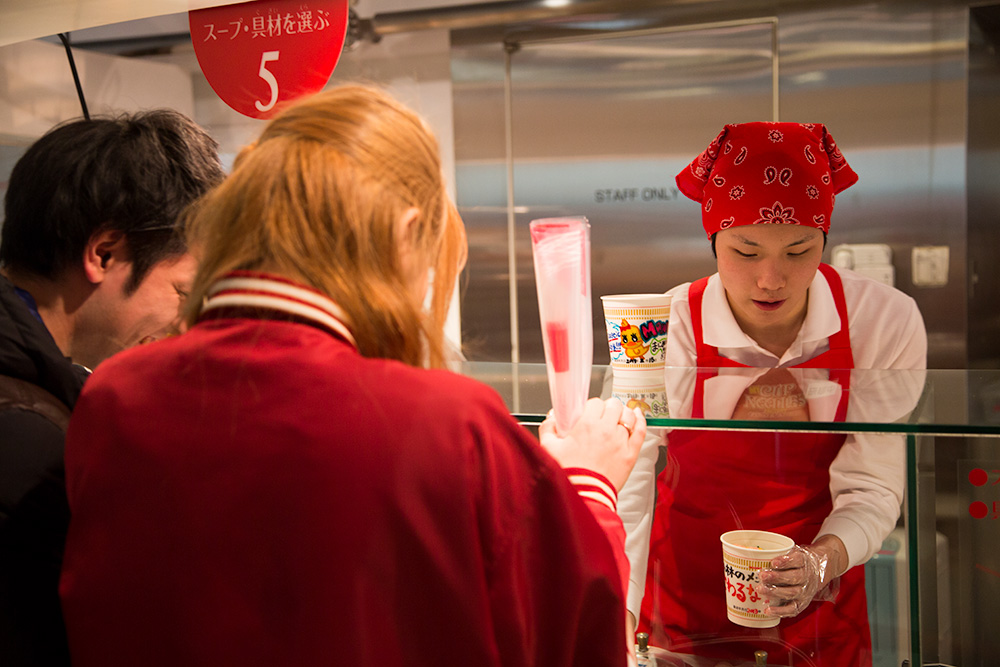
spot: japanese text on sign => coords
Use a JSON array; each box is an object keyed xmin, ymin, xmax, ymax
[{"xmin": 201, "ymin": 8, "xmax": 334, "ymax": 42}]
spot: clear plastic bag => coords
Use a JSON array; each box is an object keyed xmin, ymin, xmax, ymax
[{"xmin": 529, "ymin": 216, "xmax": 592, "ymax": 432}]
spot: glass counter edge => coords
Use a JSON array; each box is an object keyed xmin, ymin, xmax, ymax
[{"xmin": 510, "ymin": 414, "xmax": 1000, "ymax": 436}]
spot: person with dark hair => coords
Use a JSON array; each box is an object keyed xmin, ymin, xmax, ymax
[
  {"xmin": 619, "ymin": 122, "xmax": 927, "ymax": 666},
  {"xmin": 0, "ymin": 109, "xmax": 224, "ymax": 666}
]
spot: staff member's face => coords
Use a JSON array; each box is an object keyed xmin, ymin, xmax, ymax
[{"xmin": 715, "ymin": 225, "xmax": 824, "ymax": 338}]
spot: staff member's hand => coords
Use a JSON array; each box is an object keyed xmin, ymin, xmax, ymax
[
  {"xmin": 756, "ymin": 534, "xmax": 847, "ymax": 617},
  {"xmin": 539, "ymin": 397, "xmax": 646, "ymax": 491}
]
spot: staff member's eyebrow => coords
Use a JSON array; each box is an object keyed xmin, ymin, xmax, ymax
[
  {"xmin": 784, "ymin": 236, "xmax": 815, "ymax": 248},
  {"xmin": 730, "ymin": 233, "xmax": 817, "ymax": 248}
]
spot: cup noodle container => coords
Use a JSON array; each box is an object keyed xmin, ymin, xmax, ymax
[
  {"xmin": 719, "ymin": 530, "xmax": 794, "ymax": 628},
  {"xmin": 611, "ymin": 370, "xmax": 668, "ymax": 419},
  {"xmin": 601, "ymin": 294, "xmax": 670, "ymax": 371}
]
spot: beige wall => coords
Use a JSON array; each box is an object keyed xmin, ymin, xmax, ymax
[{"xmin": 0, "ymin": 39, "xmax": 193, "ymax": 143}]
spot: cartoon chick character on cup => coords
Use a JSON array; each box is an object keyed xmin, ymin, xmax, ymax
[{"xmin": 620, "ymin": 319, "xmax": 649, "ymax": 361}]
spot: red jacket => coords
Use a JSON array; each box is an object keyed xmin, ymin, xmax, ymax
[{"xmin": 60, "ymin": 274, "xmax": 627, "ymax": 667}]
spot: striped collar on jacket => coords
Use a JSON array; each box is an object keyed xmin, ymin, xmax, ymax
[{"xmin": 198, "ymin": 271, "xmax": 356, "ymax": 348}]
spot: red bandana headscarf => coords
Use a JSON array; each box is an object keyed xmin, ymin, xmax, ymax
[{"xmin": 675, "ymin": 122, "xmax": 859, "ymax": 239}]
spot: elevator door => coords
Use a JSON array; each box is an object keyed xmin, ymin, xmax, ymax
[{"xmin": 453, "ymin": 22, "xmax": 776, "ymax": 364}]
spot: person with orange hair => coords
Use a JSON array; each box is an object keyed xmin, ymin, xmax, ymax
[
  {"xmin": 58, "ymin": 85, "xmax": 645, "ymax": 667},
  {"xmin": 619, "ymin": 122, "xmax": 926, "ymax": 666}
]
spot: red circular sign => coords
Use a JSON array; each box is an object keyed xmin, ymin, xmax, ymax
[{"xmin": 189, "ymin": 0, "xmax": 349, "ymax": 119}]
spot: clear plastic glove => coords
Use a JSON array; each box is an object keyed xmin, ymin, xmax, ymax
[
  {"xmin": 755, "ymin": 540, "xmax": 844, "ymax": 618},
  {"xmin": 538, "ymin": 397, "xmax": 646, "ymax": 491}
]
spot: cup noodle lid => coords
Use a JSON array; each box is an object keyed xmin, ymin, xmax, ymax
[{"xmin": 601, "ymin": 293, "xmax": 672, "ymax": 308}]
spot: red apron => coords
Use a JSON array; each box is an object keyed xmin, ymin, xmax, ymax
[{"xmin": 639, "ymin": 264, "xmax": 872, "ymax": 666}]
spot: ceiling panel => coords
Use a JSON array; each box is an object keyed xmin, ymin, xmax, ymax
[{"xmin": 1, "ymin": 0, "xmax": 250, "ymax": 47}]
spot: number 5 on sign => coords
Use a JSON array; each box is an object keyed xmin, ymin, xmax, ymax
[
  {"xmin": 255, "ymin": 51, "xmax": 280, "ymax": 113},
  {"xmin": 189, "ymin": 0, "xmax": 349, "ymax": 119}
]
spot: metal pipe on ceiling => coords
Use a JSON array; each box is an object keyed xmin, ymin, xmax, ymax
[
  {"xmin": 362, "ymin": 0, "xmax": 949, "ymax": 42},
  {"xmin": 370, "ymin": 0, "xmax": 687, "ymax": 36}
]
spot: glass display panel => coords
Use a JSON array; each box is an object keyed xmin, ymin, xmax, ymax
[{"xmin": 459, "ymin": 363, "xmax": 1000, "ymax": 665}]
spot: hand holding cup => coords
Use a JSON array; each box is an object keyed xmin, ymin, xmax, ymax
[{"xmin": 756, "ymin": 535, "xmax": 846, "ymax": 617}]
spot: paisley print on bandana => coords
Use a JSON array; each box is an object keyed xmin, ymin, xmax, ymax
[
  {"xmin": 675, "ymin": 122, "xmax": 859, "ymax": 238},
  {"xmin": 763, "ymin": 167, "xmax": 793, "ymax": 186},
  {"xmin": 823, "ymin": 133, "xmax": 851, "ymax": 175},
  {"xmin": 755, "ymin": 201, "xmax": 799, "ymax": 225}
]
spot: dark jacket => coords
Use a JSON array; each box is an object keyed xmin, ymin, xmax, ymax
[{"xmin": 1, "ymin": 275, "xmax": 87, "ymax": 666}]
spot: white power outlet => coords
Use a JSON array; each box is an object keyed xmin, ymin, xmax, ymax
[
  {"xmin": 831, "ymin": 243, "xmax": 893, "ymax": 269},
  {"xmin": 830, "ymin": 243, "xmax": 895, "ymax": 287},
  {"xmin": 911, "ymin": 246, "xmax": 949, "ymax": 288}
]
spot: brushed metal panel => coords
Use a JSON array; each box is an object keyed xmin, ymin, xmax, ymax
[
  {"xmin": 454, "ymin": 22, "xmax": 775, "ymax": 363},
  {"xmin": 777, "ymin": 4, "xmax": 968, "ymax": 370},
  {"xmin": 968, "ymin": 6, "xmax": 1000, "ymax": 370}
]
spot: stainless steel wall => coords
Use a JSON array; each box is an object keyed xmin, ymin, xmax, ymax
[
  {"xmin": 969, "ymin": 6, "xmax": 1000, "ymax": 369},
  {"xmin": 451, "ymin": 1, "xmax": 973, "ymax": 369}
]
